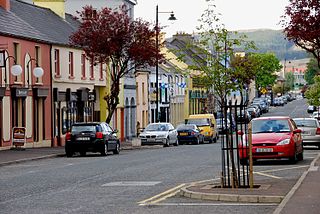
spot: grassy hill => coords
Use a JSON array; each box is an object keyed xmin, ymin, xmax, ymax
[{"xmin": 236, "ymin": 29, "xmax": 308, "ymax": 60}]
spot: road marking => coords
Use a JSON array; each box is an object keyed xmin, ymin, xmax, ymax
[
  {"xmin": 102, "ymin": 181, "xmax": 161, "ymax": 187},
  {"xmin": 308, "ymin": 166, "xmax": 319, "ymax": 171},
  {"xmin": 257, "ymin": 165, "xmax": 308, "ymax": 174},
  {"xmin": 254, "ymin": 172, "xmax": 282, "ymax": 179},
  {"xmin": 141, "ymin": 202, "xmax": 278, "ymax": 206},
  {"xmin": 138, "ymin": 183, "xmax": 185, "ymax": 205}
]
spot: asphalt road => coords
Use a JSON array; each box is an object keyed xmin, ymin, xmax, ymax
[{"xmin": 0, "ymin": 98, "xmax": 315, "ymax": 214}]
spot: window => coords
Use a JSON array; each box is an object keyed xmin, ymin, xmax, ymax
[
  {"xmin": 13, "ymin": 42, "xmax": 20, "ymax": 82},
  {"xmin": 142, "ymin": 82, "xmax": 145, "ymax": 104},
  {"xmin": 35, "ymin": 46, "xmax": 41, "ymax": 83},
  {"xmin": 68, "ymin": 52, "xmax": 74, "ymax": 78},
  {"xmin": 99, "ymin": 63, "xmax": 103, "ymax": 80},
  {"xmin": 136, "ymin": 82, "xmax": 139, "ymax": 105},
  {"xmin": 90, "ymin": 58, "xmax": 94, "ymax": 80},
  {"xmin": 81, "ymin": 54, "xmax": 86, "ymax": 79},
  {"xmin": 54, "ymin": 49, "xmax": 60, "ymax": 77}
]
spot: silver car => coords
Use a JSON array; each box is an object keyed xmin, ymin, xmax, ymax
[
  {"xmin": 139, "ymin": 123, "xmax": 178, "ymax": 147},
  {"xmin": 293, "ymin": 118, "xmax": 320, "ymax": 149}
]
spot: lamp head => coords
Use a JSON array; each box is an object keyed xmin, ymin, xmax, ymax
[
  {"xmin": 33, "ymin": 67, "xmax": 44, "ymax": 78},
  {"xmin": 11, "ymin": 64, "xmax": 22, "ymax": 76},
  {"xmin": 168, "ymin": 13, "xmax": 177, "ymax": 21}
]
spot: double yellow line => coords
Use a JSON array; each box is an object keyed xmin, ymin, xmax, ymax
[{"xmin": 138, "ymin": 183, "xmax": 186, "ymax": 205}]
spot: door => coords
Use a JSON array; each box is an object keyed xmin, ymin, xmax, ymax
[{"xmin": 104, "ymin": 123, "xmax": 117, "ymax": 150}]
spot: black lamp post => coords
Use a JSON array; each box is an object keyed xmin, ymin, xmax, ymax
[{"xmin": 155, "ymin": 5, "xmax": 176, "ymax": 122}]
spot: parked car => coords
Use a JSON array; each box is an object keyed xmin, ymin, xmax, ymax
[
  {"xmin": 216, "ymin": 111, "xmax": 236, "ymax": 131},
  {"xmin": 247, "ymin": 107, "xmax": 258, "ymax": 118},
  {"xmin": 273, "ymin": 97, "xmax": 284, "ymax": 106},
  {"xmin": 238, "ymin": 116, "xmax": 303, "ymax": 164},
  {"xmin": 293, "ymin": 118, "xmax": 320, "ymax": 149},
  {"xmin": 307, "ymin": 105, "xmax": 317, "ymax": 114},
  {"xmin": 139, "ymin": 122, "xmax": 178, "ymax": 147},
  {"xmin": 236, "ymin": 109, "xmax": 251, "ymax": 124},
  {"xmin": 186, "ymin": 114, "xmax": 218, "ymax": 143},
  {"xmin": 65, "ymin": 122, "xmax": 120, "ymax": 157},
  {"xmin": 176, "ymin": 124, "xmax": 204, "ymax": 145},
  {"xmin": 248, "ymin": 104, "xmax": 261, "ymax": 117},
  {"xmin": 216, "ymin": 118, "xmax": 231, "ymax": 134},
  {"xmin": 311, "ymin": 111, "xmax": 320, "ymax": 120}
]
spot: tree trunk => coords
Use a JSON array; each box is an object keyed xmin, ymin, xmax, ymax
[{"xmin": 105, "ymin": 79, "xmax": 120, "ymax": 124}]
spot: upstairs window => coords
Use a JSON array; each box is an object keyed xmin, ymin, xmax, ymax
[
  {"xmin": 81, "ymin": 54, "xmax": 86, "ymax": 79},
  {"xmin": 54, "ymin": 49, "xmax": 60, "ymax": 77},
  {"xmin": 68, "ymin": 52, "xmax": 74, "ymax": 78}
]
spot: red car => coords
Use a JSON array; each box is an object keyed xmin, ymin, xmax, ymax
[{"xmin": 238, "ymin": 116, "xmax": 303, "ymax": 164}]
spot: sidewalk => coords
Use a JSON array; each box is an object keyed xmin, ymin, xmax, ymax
[
  {"xmin": 179, "ymin": 153, "xmax": 320, "ymax": 214},
  {"xmin": 0, "ymin": 138, "xmax": 161, "ymax": 167}
]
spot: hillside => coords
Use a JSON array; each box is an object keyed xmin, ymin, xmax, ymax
[{"xmin": 236, "ymin": 29, "xmax": 308, "ymax": 60}]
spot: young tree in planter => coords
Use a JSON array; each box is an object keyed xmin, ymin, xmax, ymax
[
  {"xmin": 281, "ymin": 0, "xmax": 320, "ymax": 68},
  {"xmin": 70, "ymin": 6, "xmax": 162, "ymax": 123}
]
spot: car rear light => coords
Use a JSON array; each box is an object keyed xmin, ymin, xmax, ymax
[
  {"xmin": 316, "ymin": 128, "xmax": 320, "ymax": 135},
  {"xmin": 96, "ymin": 132, "xmax": 103, "ymax": 139},
  {"xmin": 191, "ymin": 131, "xmax": 196, "ymax": 135},
  {"xmin": 66, "ymin": 132, "xmax": 71, "ymax": 141}
]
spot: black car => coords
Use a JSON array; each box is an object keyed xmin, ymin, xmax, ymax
[
  {"xmin": 177, "ymin": 124, "xmax": 204, "ymax": 145},
  {"xmin": 65, "ymin": 122, "xmax": 120, "ymax": 157}
]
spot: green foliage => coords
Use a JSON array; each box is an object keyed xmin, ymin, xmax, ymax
[
  {"xmin": 305, "ymin": 76, "xmax": 320, "ymax": 106},
  {"xmin": 253, "ymin": 53, "xmax": 282, "ymax": 89},
  {"xmin": 285, "ymin": 72, "xmax": 294, "ymax": 90},
  {"xmin": 305, "ymin": 58, "xmax": 320, "ymax": 85}
]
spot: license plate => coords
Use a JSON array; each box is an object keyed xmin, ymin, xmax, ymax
[
  {"xmin": 256, "ymin": 148, "xmax": 273, "ymax": 152},
  {"xmin": 302, "ymin": 131, "xmax": 311, "ymax": 135},
  {"xmin": 179, "ymin": 132, "xmax": 188, "ymax": 136},
  {"xmin": 77, "ymin": 137, "xmax": 90, "ymax": 141}
]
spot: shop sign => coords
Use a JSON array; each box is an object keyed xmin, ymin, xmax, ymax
[
  {"xmin": 12, "ymin": 127, "xmax": 26, "ymax": 147},
  {"xmin": 15, "ymin": 88, "xmax": 28, "ymax": 97}
]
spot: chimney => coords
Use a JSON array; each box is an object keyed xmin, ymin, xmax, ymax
[
  {"xmin": 0, "ymin": 0, "xmax": 10, "ymax": 11},
  {"xmin": 33, "ymin": 0, "xmax": 65, "ymax": 19}
]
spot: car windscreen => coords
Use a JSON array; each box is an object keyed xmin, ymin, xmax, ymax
[
  {"xmin": 252, "ymin": 119, "xmax": 290, "ymax": 134},
  {"xmin": 71, "ymin": 125, "xmax": 97, "ymax": 133},
  {"xmin": 145, "ymin": 124, "xmax": 168, "ymax": 131},
  {"xmin": 187, "ymin": 119, "xmax": 210, "ymax": 126},
  {"xmin": 177, "ymin": 124, "xmax": 196, "ymax": 130},
  {"xmin": 294, "ymin": 119, "xmax": 317, "ymax": 127}
]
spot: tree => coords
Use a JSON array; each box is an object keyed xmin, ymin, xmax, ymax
[
  {"xmin": 305, "ymin": 58, "xmax": 320, "ymax": 85},
  {"xmin": 70, "ymin": 6, "xmax": 162, "ymax": 123},
  {"xmin": 253, "ymin": 53, "xmax": 282, "ymax": 92},
  {"xmin": 285, "ymin": 72, "xmax": 294, "ymax": 91},
  {"xmin": 305, "ymin": 76, "xmax": 320, "ymax": 106},
  {"xmin": 281, "ymin": 0, "xmax": 320, "ymax": 68}
]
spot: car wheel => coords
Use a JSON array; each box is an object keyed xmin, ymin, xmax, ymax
[
  {"xmin": 113, "ymin": 142, "xmax": 120, "ymax": 155},
  {"xmin": 173, "ymin": 139, "xmax": 179, "ymax": 146},
  {"xmin": 163, "ymin": 138, "xmax": 170, "ymax": 147},
  {"xmin": 101, "ymin": 143, "xmax": 108, "ymax": 156},
  {"xmin": 194, "ymin": 137, "xmax": 200, "ymax": 145},
  {"xmin": 297, "ymin": 151, "xmax": 304, "ymax": 161},
  {"xmin": 289, "ymin": 150, "xmax": 298, "ymax": 164},
  {"xmin": 66, "ymin": 150, "xmax": 73, "ymax": 158},
  {"xmin": 80, "ymin": 151, "xmax": 86, "ymax": 157}
]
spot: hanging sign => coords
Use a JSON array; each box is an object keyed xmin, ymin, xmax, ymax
[{"xmin": 12, "ymin": 127, "xmax": 26, "ymax": 147}]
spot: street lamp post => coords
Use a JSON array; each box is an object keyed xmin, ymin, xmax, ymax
[
  {"xmin": 155, "ymin": 5, "xmax": 176, "ymax": 122},
  {"xmin": 26, "ymin": 58, "xmax": 44, "ymax": 87}
]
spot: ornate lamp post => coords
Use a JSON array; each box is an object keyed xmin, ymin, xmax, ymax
[{"xmin": 155, "ymin": 5, "xmax": 176, "ymax": 122}]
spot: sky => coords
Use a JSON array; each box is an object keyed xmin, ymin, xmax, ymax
[{"xmin": 135, "ymin": 0, "xmax": 290, "ymax": 37}]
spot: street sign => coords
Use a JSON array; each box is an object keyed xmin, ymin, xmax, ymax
[{"xmin": 260, "ymin": 88, "xmax": 267, "ymax": 94}]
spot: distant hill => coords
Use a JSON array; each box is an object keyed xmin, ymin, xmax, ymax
[{"xmin": 236, "ymin": 29, "xmax": 308, "ymax": 61}]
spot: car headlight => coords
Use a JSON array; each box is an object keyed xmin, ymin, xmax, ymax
[
  {"xmin": 157, "ymin": 134, "xmax": 166, "ymax": 138},
  {"xmin": 139, "ymin": 135, "xmax": 146, "ymax": 139},
  {"xmin": 277, "ymin": 139, "xmax": 290, "ymax": 146}
]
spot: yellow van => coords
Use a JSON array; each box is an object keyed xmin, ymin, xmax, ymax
[{"xmin": 186, "ymin": 114, "xmax": 218, "ymax": 143}]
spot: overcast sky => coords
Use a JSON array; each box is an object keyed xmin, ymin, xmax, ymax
[{"xmin": 135, "ymin": 0, "xmax": 290, "ymax": 37}]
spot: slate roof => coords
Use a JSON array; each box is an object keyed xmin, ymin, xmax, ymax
[{"xmin": 0, "ymin": 0, "xmax": 80, "ymax": 46}]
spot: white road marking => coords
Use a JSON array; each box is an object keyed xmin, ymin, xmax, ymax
[
  {"xmin": 254, "ymin": 172, "xmax": 282, "ymax": 179},
  {"xmin": 102, "ymin": 181, "xmax": 161, "ymax": 187},
  {"xmin": 141, "ymin": 202, "xmax": 278, "ymax": 206}
]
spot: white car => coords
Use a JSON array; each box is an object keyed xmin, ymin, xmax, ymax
[{"xmin": 139, "ymin": 123, "xmax": 178, "ymax": 147}]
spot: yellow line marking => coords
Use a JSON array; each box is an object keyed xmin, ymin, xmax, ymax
[
  {"xmin": 138, "ymin": 183, "xmax": 185, "ymax": 205},
  {"xmin": 254, "ymin": 172, "xmax": 282, "ymax": 179}
]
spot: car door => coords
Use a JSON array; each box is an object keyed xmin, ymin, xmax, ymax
[
  {"xmin": 168, "ymin": 124, "xmax": 177, "ymax": 143},
  {"xmin": 290, "ymin": 119, "xmax": 303, "ymax": 153},
  {"xmin": 105, "ymin": 123, "xmax": 117, "ymax": 150}
]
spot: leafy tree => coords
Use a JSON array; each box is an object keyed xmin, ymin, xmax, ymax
[
  {"xmin": 305, "ymin": 76, "xmax": 320, "ymax": 106},
  {"xmin": 285, "ymin": 72, "xmax": 294, "ymax": 91},
  {"xmin": 70, "ymin": 6, "xmax": 162, "ymax": 123},
  {"xmin": 253, "ymin": 53, "xmax": 282, "ymax": 91},
  {"xmin": 305, "ymin": 58, "xmax": 320, "ymax": 85},
  {"xmin": 281, "ymin": 0, "xmax": 320, "ymax": 68}
]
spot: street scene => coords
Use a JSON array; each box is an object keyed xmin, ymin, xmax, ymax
[{"xmin": 1, "ymin": 0, "xmax": 320, "ymax": 213}]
